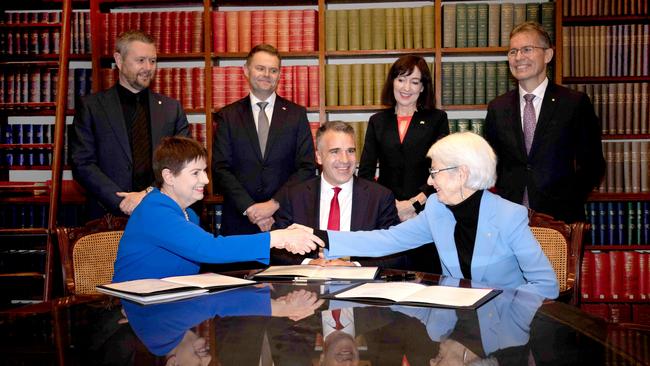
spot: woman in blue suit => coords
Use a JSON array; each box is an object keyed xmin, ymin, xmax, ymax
[{"xmin": 315, "ymin": 132, "xmax": 558, "ymax": 299}]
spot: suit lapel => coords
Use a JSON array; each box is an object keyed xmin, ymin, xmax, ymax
[
  {"xmin": 508, "ymin": 91, "xmax": 528, "ymax": 159},
  {"xmin": 99, "ymin": 87, "xmax": 131, "ymax": 162},
  {"xmin": 530, "ymin": 83, "xmax": 559, "ymax": 156},
  {"xmin": 433, "ymin": 207, "xmax": 465, "ymax": 278},
  {"xmin": 308, "ymin": 179, "xmax": 321, "ymax": 228},
  {"xmin": 148, "ymin": 89, "xmax": 164, "ymax": 146},
  {"xmin": 240, "ymin": 97, "xmax": 263, "ymax": 160},
  {"xmin": 471, "ymin": 192, "xmax": 499, "ymax": 282},
  {"xmin": 350, "ymin": 178, "xmax": 367, "ymax": 230}
]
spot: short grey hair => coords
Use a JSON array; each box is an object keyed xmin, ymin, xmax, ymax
[
  {"xmin": 115, "ymin": 29, "xmax": 156, "ymax": 56},
  {"xmin": 426, "ymin": 132, "xmax": 496, "ymax": 190},
  {"xmin": 315, "ymin": 121, "xmax": 355, "ymax": 150}
]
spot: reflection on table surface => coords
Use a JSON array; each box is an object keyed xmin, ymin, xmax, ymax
[{"xmin": 0, "ymin": 270, "xmax": 647, "ymax": 366}]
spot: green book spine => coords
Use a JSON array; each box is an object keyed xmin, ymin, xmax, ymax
[
  {"xmin": 471, "ymin": 119, "xmax": 484, "ymax": 136},
  {"xmin": 351, "ymin": 63, "xmax": 363, "ymax": 106},
  {"xmin": 637, "ymin": 201, "xmax": 643, "ymax": 244},
  {"xmin": 500, "ymin": 3, "xmax": 514, "ymax": 47},
  {"xmin": 456, "ymin": 3, "xmax": 467, "ymax": 48},
  {"xmin": 485, "ymin": 61, "xmax": 497, "ymax": 102},
  {"xmin": 348, "ymin": 9, "xmax": 360, "ymax": 51},
  {"xmin": 457, "ymin": 119, "xmax": 470, "ymax": 132},
  {"xmin": 443, "ymin": 4, "xmax": 456, "ymax": 48},
  {"xmin": 326, "ymin": 64, "xmax": 338, "ymax": 106},
  {"xmin": 488, "ymin": 4, "xmax": 501, "ymax": 47},
  {"xmin": 466, "ymin": 4, "xmax": 478, "ymax": 48},
  {"xmin": 477, "ymin": 4, "xmax": 489, "ymax": 47},
  {"xmin": 496, "ymin": 62, "xmax": 509, "ymax": 97},
  {"xmin": 422, "ymin": 5, "xmax": 434, "ymax": 49},
  {"xmin": 463, "ymin": 62, "xmax": 475, "ymax": 105},
  {"xmin": 336, "ymin": 10, "xmax": 348, "ymax": 51},
  {"xmin": 351, "ymin": 121, "xmax": 368, "ymax": 161},
  {"xmin": 412, "ymin": 6, "xmax": 423, "ymax": 49},
  {"xmin": 513, "ymin": 4, "xmax": 526, "ymax": 29},
  {"xmin": 475, "ymin": 62, "xmax": 486, "ymax": 105},
  {"xmin": 371, "ymin": 8, "xmax": 386, "ymax": 50},
  {"xmin": 394, "ymin": 7, "xmax": 404, "ymax": 49},
  {"xmin": 441, "ymin": 62, "xmax": 454, "ymax": 106},
  {"xmin": 359, "ymin": 9, "xmax": 372, "ymax": 50},
  {"xmin": 453, "ymin": 62, "xmax": 464, "ymax": 105},
  {"xmin": 403, "ymin": 7, "xmax": 414, "ymax": 49},
  {"xmin": 373, "ymin": 63, "xmax": 385, "ymax": 105},
  {"xmin": 385, "ymin": 8, "xmax": 396, "ymax": 50},
  {"xmin": 325, "ymin": 10, "xmax": 337, "ymax": 51},
  {"xmin": 338, "ymin": 64, "xmax": 352, "ymax": 106},
  {"xmin": 540, "ymin": 2, "xmax": 556, "ymax": 43},
  {"xmin": 526, "ymin": 3, "xmax": 540, "ymax": 23},
  {"xmin": 448, "ymin": 119, "xmax": 458, "ymax": 133},
  {"xmin": 363, "ymin": 64, "xmax": 374, "ymax": 106}
]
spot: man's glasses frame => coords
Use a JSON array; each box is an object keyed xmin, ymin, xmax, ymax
[
  {"xmin": 429, "ymin": 166, "xmax": 458, "ymax": 179},
  {"xmin": 507, "ymin": 45, "xmax": 548, "ymax": 58}
]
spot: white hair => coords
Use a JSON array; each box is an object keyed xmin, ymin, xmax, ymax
[{"xmin": 426, "ymin": 132, "xmax": 497, "ymax": 190}]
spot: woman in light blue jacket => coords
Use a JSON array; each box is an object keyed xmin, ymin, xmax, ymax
[{"xmin": 317, "ymin": 132, "xmax": 559, "ymax": 299}]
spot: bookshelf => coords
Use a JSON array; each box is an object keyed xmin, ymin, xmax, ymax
[
  {"xmin": 0, "ymin": 0, "xmax": 74, "ymax": 303},
  {"xmin": 559, "ymin": 0, "xmax": 650, "ymax": 326}
]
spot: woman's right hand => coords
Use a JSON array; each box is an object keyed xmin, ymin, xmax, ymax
[{"xmin": 270, "ymin": 227, "xmax": 324, "ymax": 255}]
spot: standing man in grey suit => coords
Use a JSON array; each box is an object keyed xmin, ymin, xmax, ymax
[
  {"xmin": 213, "ymin": 44, "xmax": 315, "ymax": 235},
  {"xmin": 484, "ymin": 21, "xmax": 605, "ymax": 223},
  {"xmin": 71, "ymin": 30, "xmax": 189, "ymax": 220}
]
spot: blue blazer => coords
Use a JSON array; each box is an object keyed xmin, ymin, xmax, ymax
[
  {"xmin": 71, "ymin": 85, "xmax": 189, "ymax": 219},
  {"xmin": 326, "ymin": 190, "xmax": 559, "ymax": 299}
]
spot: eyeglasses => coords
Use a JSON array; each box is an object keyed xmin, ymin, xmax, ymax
[
  {"xmin": 507, "ymin": 45, "xmax": 548, "ymax": 58},
  {"xmin": 429, "ymin": 166, "xmax": 458, "ymax": 179}
]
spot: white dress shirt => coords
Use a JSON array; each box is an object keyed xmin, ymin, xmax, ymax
[
  {"xmin": 249, "ymin": 92, "xmax": 277, "ymax": 131},
  {"xmin": 322, "ymin": 307, "xmax": 356, "ymax": 340},
  {"xmin": 518, "ymin": 77, "xmax": 548, "ymax": 129},
  {"xmin": 319, "ymin": 177, "xmax": 354, "ymax": 232}
]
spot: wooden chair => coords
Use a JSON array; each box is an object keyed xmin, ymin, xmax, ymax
[
  {"xmin": 55, "ymin": 215, "xmax": 128, "ymax": 295},
  {"xmin": 528, "ymin": 210, "xmax": 589, "ymax": 305}
]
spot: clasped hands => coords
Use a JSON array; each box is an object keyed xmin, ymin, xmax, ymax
[
  {"xmin": 246, "ymin": 199, "xmax": 280, "ymax": 232},
  {"xmin": 270, "ymin": 223, "xmax": 324, "ymax": 255}
]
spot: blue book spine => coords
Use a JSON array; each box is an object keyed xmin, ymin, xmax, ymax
[
  {"xmin": 23, "ymin": 124, "xmax": 33, "ymax": 166},
  {"xmin": 617, "ymin": 202, "xmax": 625, "ymax": 245},
  {"xmin": 643, "ymin": 201, "xmax": 649, "ymax": 245},
  {"xmin": 598, "ymin": 202, "xmax": 607, "ymax": 245},
  {"xmin": 588, "ymin": 202, "xmax": 598, "ymax": 245},
  {"xmin": 628, "ymin": 202, "xmax": 636, "ymax": 245},
  {"xmin": 637, "ymin": 201, "xmax": 643, "ymax": 245},
  {"xmin": 32, "ymin": 124, "xmax": 44, "ymax": 165},
  {"xmin": 13, "ymin": 124, "xmax": 24, "ymax": 166},
  {"xmin": 607, "ymin": 202, "xmax": 616, "ymax": 244}
]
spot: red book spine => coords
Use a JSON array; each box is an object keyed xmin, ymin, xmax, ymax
[
  {"xmin": 581, "ymin": 250, "xmax": 594, "ymax": 300},
  {"xmin": 289, "ymin": 10, "xmax": 303, "ymax": 52},
  {"xmin": 251, "ymin": 11, "xmax": 264, "ymax": 47},
  {"xmin": 240, "ymin": 68, "xmax": 249, "ymax": 97},
  {"xmin": 5, "ymin": 71, "xmax": 15, "ymax": 104},
  {"xmin": 159, "ymin": 68, "xmax": 171, "ymax": 100},
  {"xmin": 29, "ymin": 69, "xmax": 41, "ymax": 103},
  {"xmin": 195, "ymin": 122, "xmax": 205, "ymax": 147},
  {"xmin": 171, "ymin": 68, "xmax": 181, "ymax": 103},
  {"xmin": 263, "ymin": 10, "xmax": 278, "ymax": 47},
  {"xmin": 610, "ymin": 251, "xmax": 624, "ymax": 300},
  {"xmin": 277, "ymin": 10, "xmax": 290, "ymax": 52},
  {"xmin": 225, "ymin": 11, "xmax": 239, "ymax": 53},
  {"xmin": 308, "ymin": 65, "xmax": 319, "ymax": 108},
  {"xmin": 581, "ymin": 303, "xmax": 610, "ymax": 321},
  {"xmin": 160, "ymin": 12, "xmax": 171, "ymax": 54},
  {"xmin": 309, "ymin": 121, "xmax": 320, "ymax": 148},
  {"xmin": 639, "ymin": 252, "xmax": 649, "ymax": 301},
  {"xmin": 212, "ymin": 66, "xmax": 226, "ymax": 109},
  {"xmin": 30, "ymin": 29, "xmax": 39, "ymax": 55},
  {"xmin": 608, "ymin": 303, "xmax": 632, "ymax": 323},
  {"xmin": 192, "ymin": 67, "xmax": 204, "ymax": 109},
  {"xmin": 593, "ymin": 251, "xmax": 611, "ymax": 300},
  {"xmin": 191, "ymin": 11, "xmax": 203, "ymax": 53},
  {"xmin": 117, "ymin": 12, "xmax": 127, "ymax": 41},
  {"xmin": 281, "ymin": 66, "xmax": 294, "ymax": 102},
  {"xmin": 302, "ymin": 9, "xmax": 318, "ymax": 51},
  {"xmin": 277, "ymin": 69, "xmax": 287, "ymax": 100},
  {"xmin": 140, "ymin": 12, "xmax": 152, "ymax": 42},
  {"xmin": 21, "ymin": 29, "xmax": 29, "ymax": 55},
  {"xmin": 623, "ymin": 251, "xmax": 640, "ymax": 300},
  {"xmin": 171, "ymin": 12, "xmax": 181, "ymax": 54},
  {"xmin": 225, "ymin": 66, "xmax": 242, "ymax": 105},
  {"xmin": 181, "ymin": 11, "xmax": 191, "ymax": 54},
  {"xmin": 238, "ymin": 11, "xmax": 251, "ymax": 54},
  {"xmin": 41, "ymin": 69, "xmax": 51, "ymax": 103},
  {"xmin": 212, "ymin": 11, "xmax": 226, "ymax": 53},
  {"xmin": 296, "ymin": 65, "xmax": 309, "ymax": 107},
  {"xmin": 20, "ymin": 70, "xmax": 28, "ymax": 103},
  {"xmin": 108, "ymin": 13, "xmax": 117, "ymax": 55},
  {"xmin": 52, "ymin": 29, "xmax": 60, "ymax": 54}
]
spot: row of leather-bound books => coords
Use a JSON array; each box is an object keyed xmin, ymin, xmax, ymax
[
  {"xmin": 586, "ymin": 201, "xmax": 650, "ymax": 245},
  {"xmin": 581, "ymin": 249, "xmax": 649, "ymax": 301},
  {"xmin": 563, "ymin": 0, "xmax": 650, "ymax": 16},
  {"xmin": 600, "ymin": 141, "xmax": 650, "ymax": 194}
]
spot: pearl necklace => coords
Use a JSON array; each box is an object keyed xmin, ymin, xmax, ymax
[{"xmin": 160, "ymin": 188, "xmax": 190, "ymax": 221}]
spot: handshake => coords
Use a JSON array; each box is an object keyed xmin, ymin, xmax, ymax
[{"xmin": 269, "ymin": 223, "xmax": 324, "ymax": 255}]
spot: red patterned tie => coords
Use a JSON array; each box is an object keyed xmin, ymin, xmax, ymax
[
  {"xmin": 327, "ymin": 187, "xmax": 341, "ymax": 230},
  {"xmin": 331, "ymin": 309, "xmax": 343, "ymax": 330}
]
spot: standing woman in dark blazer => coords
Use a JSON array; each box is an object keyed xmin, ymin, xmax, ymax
[
  {"xmin": 358, "ymin": 56, "xmax": 448, "ymax": 273},
  {"xmin": 359, "ymin": 55, "xmax": 449, "ymax": 221}
]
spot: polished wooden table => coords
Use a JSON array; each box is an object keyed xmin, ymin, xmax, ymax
[{"xmin": 1, "ymin": 270, "xmax": 647, "ymax": 366}]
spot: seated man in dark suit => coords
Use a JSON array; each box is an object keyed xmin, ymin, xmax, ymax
[{"xmin": 273, "ymin": 121, "xmax": 434, "ymax": 270}]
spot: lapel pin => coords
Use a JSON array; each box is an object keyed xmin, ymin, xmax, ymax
[
  {"xmin": 551, "ymin": 98, "xmax": 555, "ymax": 102},
  {"xmin": 282, "ymin": 106, "xmax": 287, "ymax": 111},
  {"xmin": 419, "ymin": 120, "xmax": 425, "ymax": 124},
  {"xmin": 158, "ymin": 101, "xmax": 162, "ymax": 105}
]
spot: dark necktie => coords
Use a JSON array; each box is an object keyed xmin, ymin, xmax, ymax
[
  {"xmin": 257, "ymin": 101, "xmax": 269, "ymax": 157},
  {"xmin": 131, "ymin": 95, "xmax": 152, "ymax": 191},
  {"xmin": 523, "ymin": 93, "xmax": 536, "ymax": 154},
  {"xmin": 331, "ymin": 309, "xmax": 344, "ymax": 330},
  {"xmin": 327, "ymin": 187, "xmax": 342, "ymax": 231}
]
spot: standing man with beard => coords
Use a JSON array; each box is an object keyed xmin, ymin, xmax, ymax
[
  {"xmin": 213, "ymin": 44, "xmax": 315, "ymax": 236},
  {"xmin": 71, "ymin": 30, "xmax": 189, "ymax": 221}
]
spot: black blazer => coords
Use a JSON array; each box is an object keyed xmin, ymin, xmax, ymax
[
  {"xmin": 358, "ymin": 108, "xmax": 449, "ymax": 201},
  {"xmin": 212, "ymin": 95, "xmax": 316, "ymax": 235},
  {"xmin": 70, "ymin": 85, "xmax": 189, "ymax": 220},
  {"xmin": 484, "ymin": 82, "xmax": 605, "ymax": 223},
  {"xmin": 272, "ymin": 176, "xmax": 414, "ymax": 267}
]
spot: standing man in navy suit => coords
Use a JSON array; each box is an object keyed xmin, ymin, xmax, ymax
[
  {"xmin": 71, "ymin": 30, "xmax": 189, "ymax": 220},
  {"xmin": 484, "ymin": 22, "xmax": 605, "ymax": 223},
  {"xmin": 273, "ymin": 121, "xmax": 425, "ymax": 270},
  {"xmin": 213, "ymin": 44, "xmax": 315, "ymax": 235}
]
